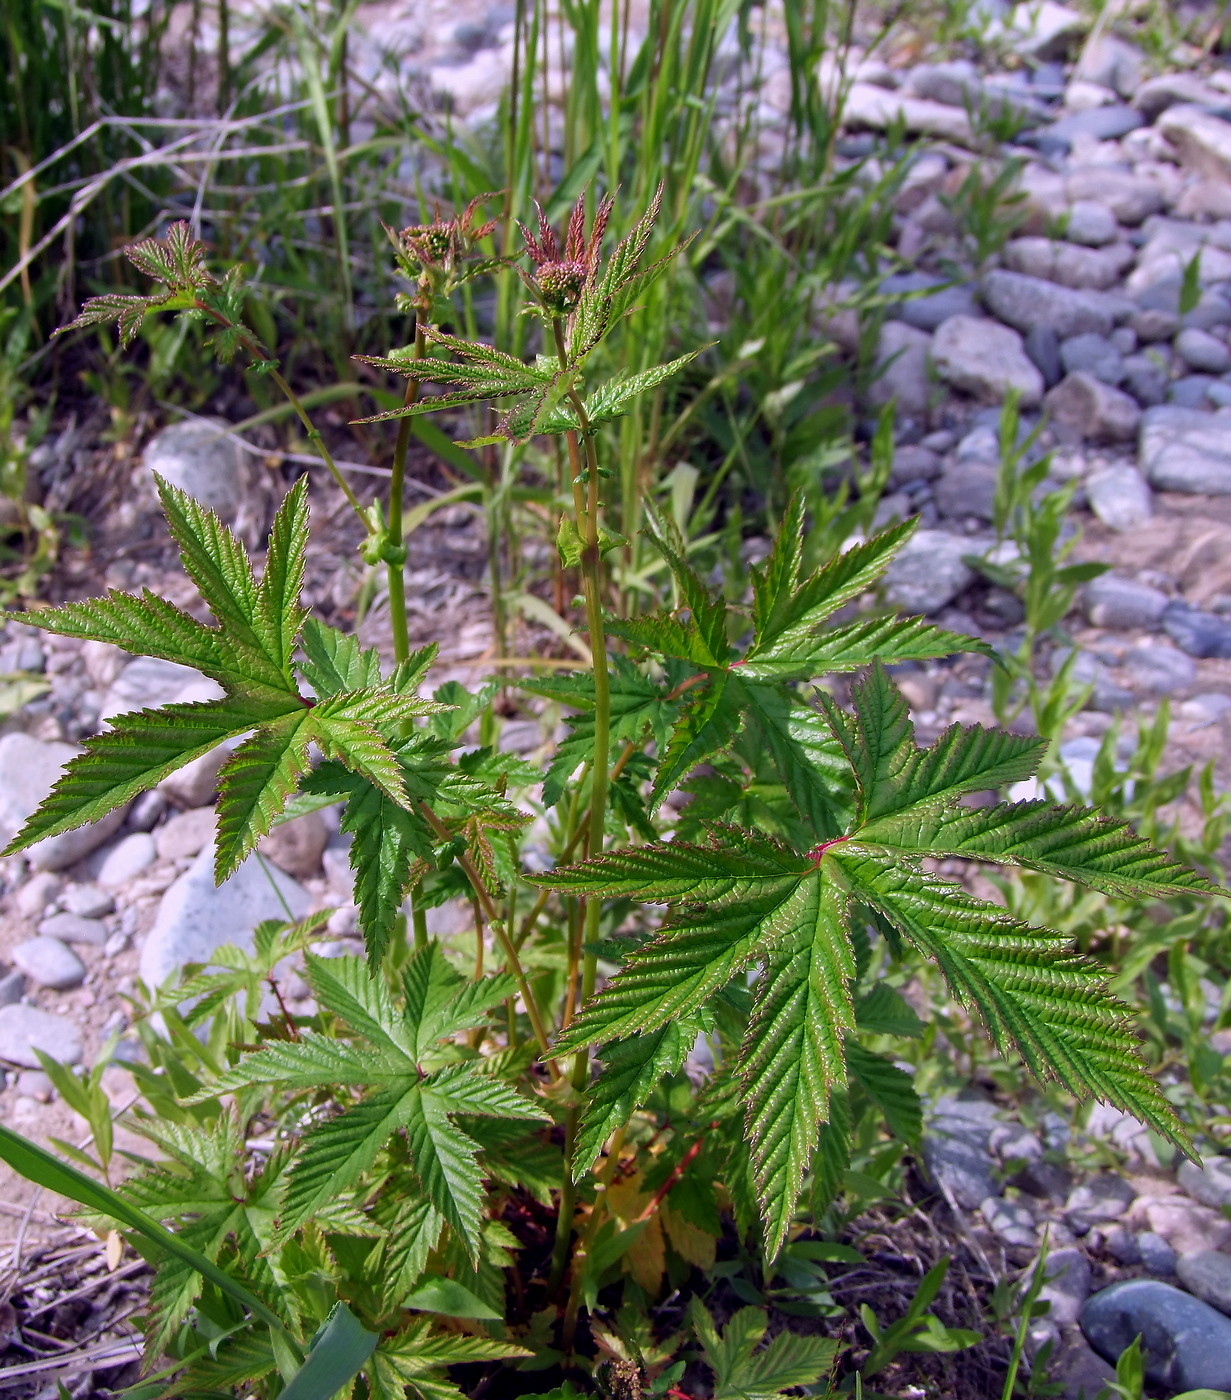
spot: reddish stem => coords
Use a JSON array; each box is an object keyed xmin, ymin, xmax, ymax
[
  {"xmin": 635, "ymin": 1125, "xmax": 716, "ymax": 1223},
  {"xmin": 805, "ymin": 835, "xmax": 850, "ymax": 866}
]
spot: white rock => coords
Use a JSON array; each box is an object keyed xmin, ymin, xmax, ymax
[
  {"xmin": 0, "ymin": 732, "xmax": 127, "ymax": 871},
  {"xmin": 1001, "ymin": 0, "xmax": 1086, "ymax": 59},
  {"xmin": 931, "ymin": 315, "xmax": 1043, "ymax": 406},
  {"xmin": 1140, "ymin": 407, "xmax": 1231, "ymax": 494},
  {"xmin": 141, "ymin": 418, "xmax": 246, "ymax": 517},
  {"xmin": 1045, "ymin": 372, "xmax": 1141, "ymax": 442},
  {"xmin": 13, "ymin": 937, "xmax": 86, "ymax": 990},
  {"xmin": 61, "ymin": 883, "xmax": 114, "ymax": 918},
  {"xmin": 140, "ymin": 843, "xmax": 310, "ymax": 991},
  {"xmin": 0, "ymin": 1004, "xmax": 82, "ymax": 1067},
  {"xmin": 158, "ymin": 744, "xmax": 235, "ymax": 809},
  {"xmin": 154, "ymin": 806, "xmax": 216, "ymax": 862},
  {"xmin": 96, "ymin": 832, "xmax": 157, "ymax": 888},
  {"xmin": 15, "ymin": 870, "xmax": 64, "ymax": 918},
  {"xmin": 39, "ymin": 912, "xmax": 107, "ymax": 945},
  {"xmin": 101, "ymin": 656, "xmax": 221, "ymax": 724},
  {"xmin": 1086, "ymin": 465, "xmax": 1153, "ymax": 532},
  {"xmin": 1159, "ymin": 105, "xmax": 1231, "ymax": 183},
  {"xmin": 843, "ymin": 82, "xmax": 975, "ymax": 147},
  {"xmin": 868, "ymin": 321, "xmax": 932, "ymax": 416}
]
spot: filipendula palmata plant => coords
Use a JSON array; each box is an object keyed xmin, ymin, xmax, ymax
[{"xmin": 0, "ymin": 195, "xmax": 1222, "ymax": 1393}]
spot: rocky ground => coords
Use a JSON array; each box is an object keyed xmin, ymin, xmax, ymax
[{"xmin": 10, "ymin": 0, "xmax": 1231, "ymax": 1394}]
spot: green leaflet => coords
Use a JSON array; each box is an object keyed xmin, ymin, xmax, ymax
[
  {"xmin": 740, "ymin": 877, "xmax": 855, "ymax": 1257},
  {"xmin": 574, "ymin": 1020, "xmax": 697, "ymax": 1180}
]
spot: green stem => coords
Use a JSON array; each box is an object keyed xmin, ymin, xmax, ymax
[
  {"xmin": 386, "ymin": 300, "xmax": 429, "ymax": 664},
  {"xmin": 548, "ymin": 316, "xmax": 614, "ymax": 1301},
  {"xmin": 561, "ymin": 1126, "xmax": 626, "ymax": 1351}
]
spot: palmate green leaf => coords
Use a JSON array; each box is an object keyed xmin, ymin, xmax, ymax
[
  {"xmin": 522, "ymin": 657, "xmax": 680, "ymax": 809},
  {"xmin": 299, "ymin": 616, "xmax": 384, "ymax": 695},
  {"xmin": 369, "ymin": 1318, "xmax": 531, "ymax": 1400},
  {"xmin": 643, "ymin": 504, "xmax": 731, "ymax": 666},
  {"xmin": 742, "ymin": 683, "xmax": 852, "ymax": 837},
  {"xmin": 306, "ymin": 952, "xmax": 409, "ymax": 1055},
  {"xmin": 5, "ymin": 476, "xmax": 426, "ymax": 888},
  {"xmin": 187, "ymin": 1032, "xmax": 410, "ymax": 1098},
  {"xmin": 575, "ymin": 1019, "xmax": 697, "ymax": 1179},
  {"xmin": 377, "ymin": 1199, "xmax": 445, "ymax": 1313},
  {"xmin": 551, "ymin": 664, "xmax": 1213, "ymax": 1255}
]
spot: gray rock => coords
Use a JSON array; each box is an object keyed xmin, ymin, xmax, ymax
[
  {"xmin": 102, "ymin": 655, "xmax": 220, "ymax": 724},
  {"xmin": 935, "ymin": 461, "xmax": 999, "ymax": 521},
  {"xmin": 1040, "ymin": 1247, "xmax": 1093, "ymax": 1327},
  {"xmin": 1159, "ymin": 104, "xmax": 1231, "ymax": 184},
  {"xmin": 909, "ymin": 60, "xmax": 1042, "ymax": 122},
  {"xmin": 884, "ymin": 530, "xmax": 978, "ymax": 614},
  {"xmin": 1131, "ymin": 307, "xmax": 1180, "ymax": 343},
  {"xmin": 843, "ymin": 82, "xmax": 976, "ymax": 147},
  {"xmin": 0, "ymin": 1004, "xmax": 82, "ymax": 1067},
  {"xmin": 158, "ymin": 743, "xmax": 234, "ymax": 809},
  {"xmin": 1002, "ymin": 238, "xmax": 1134, "ymax": 292},
  {"xmin": 15, "ymin": 1069, "xmax": 53, "ymax": 1102},
  {"xmin": 1049, "ymin": 104, "xmax": 1144, "ymax": 146},
  {"xmin": 1066, "ymin": 1173, "xmax": 1135, "ymax": 1232},
  {"xmin": 895, "ymin": 283, "xmax": 981, "ymax": 332},
  {"xmin": 1045, "ymin": 373, "xmax": 1141, "ymax": 442},
  {"xmin": 1084, "ymin": 573, "xmax": 1166, "ymax": 628},
  {"xmin": 1121, "ymin": 352, "xmax": 1169, "ymax": 407},
  {"xmin": 96, "ymin": 831, "xmax": 157, "ymax": 889},
  {"xmin": 1176, "ymin": 1250, "xmax": 1231, "ymax": 1317},
  {"xmin": 1176, "ymin": 327, "xmax": 1231, "ymax": 375},
  {"xmin": 1085, "ymin": 464, "xmax": 1153, "ymax": 532},
  {"xmin": 259, "ymin": 811, "xmax": 329, "ymax": 881},
  {"xmin": 982, "ymin": 270, "xmax": 1113, "ymax": 338},
  {"xmin": 1140, "ymin": 406, "xmax": 1231, "ymax": 493},
  {"xmin": 931, "ymin": 314, "xmax": 1044, "ymax": 405},
  {"xmin": 127, "ymin": 789, "xmax": 168, "ymax": 831},
  {"xmin": 61, "ymin": 883, "xmax": 114, "ymax": 918},
  {"xmin": 923, "ymin": 1120, "xmax": 998, "ymax": 1208},
  {"xmin": 38, "ymin": 912, "xmax": 106, "ymax": 946},
  {"xmin": 1065, "ymin": 167, "xmax": 1163, "ymax": 226},
  {"xmin": 1064, "ymin": 200, "xmax": 1118, "ymax": 248},
  {"xmin": 0, "ymin": 970, "xmax": 24, "ymax": 1007},
  {"xmin": 1134, "ymin": 72, "xmax": 1227, "ymax": 120},
  {"xmin": 1059, "ymin": 333, "xmax": 1124, "ymax": 385},
  {"xmin": 154, "ymin": 806, "xmax": 216, "ymax": 862},
  {"xmin": 1004, "ymin": 0, "xmax": 1086, "ymax": 59},
  {"xmin": 140, "ymin": 417, "xmax": 246, "ymax": 517},
  {"xmin": 15, "ymin": 870, "xmax": 64, "ymax": 918},
  {"xmin": 140, "ymin": 842, "xmax": 310, "ymax": 991},
  {"xmin": 1169, "ymin": 375, "xmax": 1216, "ymax": 409},
  {"xmin": 868, "ymin": 321, "xmax": 932, "ymax": 417},
  {"xmin": 1162, "ymin": 601, "xmax": 1231, "ymax": 659},
  {"xmin": 1103, "ymin": 1223, "xmax": 1142, "ymax": 1265},
  {"xmin": 1074, "ymin": 33, "xmax": 1144, "ymax": 98},
  {"xmin": 981, "ymin": 1195, "xmax": 1038, "ymax": 1248},
  {"xmin": 1054, "ymin": 1333, "xmax": 1117, "ymax": 1400},
  {"xmin": 1081, "ymin": 1279, "xmax": 1231, "ymax": 1390},
  {"xmin": 1025, "ymin": 324, "xmax": 1064, "ymax": 388},
  {"xmin": 0, "ymin": 733, "xmax": 126, "ymax": 871},
  {"xmin": 12, "ymin": 937, "xmax": 85, "ymax": 990},
  {"xmin": 1177, "ymin": 1156, "xmax": 1231, "ymax": 1209},
  {"xmin": 1124, "ymin": 643, "xmax": 1196, "ymax": 694},
  {"xmin": 889, "ymin": 444, "xmax": 941, "ymax": 486},
  {"xmin": 1138, "ymin": 1231, "xmax": 1178, "ymax": 1276}
]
